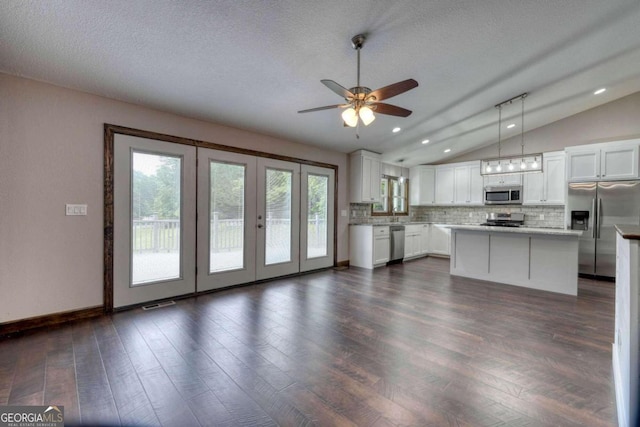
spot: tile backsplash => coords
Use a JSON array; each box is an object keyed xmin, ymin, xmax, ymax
[{"xmin": 350, "ymin": 203, "xmax": 565, "ymax": 228}]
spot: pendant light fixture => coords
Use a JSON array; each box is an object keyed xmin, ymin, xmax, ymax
[{"xmin": 481, "ymin": 92, "xmax": 542, "ymax": 176}]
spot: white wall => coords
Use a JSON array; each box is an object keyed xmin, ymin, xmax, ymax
[
  {"xmin": 0, "ymin": 73, "xmax": 349, "ymax": 323},
  {"xmin": 450, "ymin": 91, "xmax": 640, "ymax": 162}
]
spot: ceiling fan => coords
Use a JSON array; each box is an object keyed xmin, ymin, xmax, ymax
[{"xmin": 298, "ymin": 34, "xmax": 418, "ymax": 136}]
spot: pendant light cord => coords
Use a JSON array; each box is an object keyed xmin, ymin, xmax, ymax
[
  {"xmin": 521, "ymin": 95, "xmax": 525, "ymax": 159},
  {"xmin": 497, "ymin": 105, "xmax": 502, "ymax": 160}
]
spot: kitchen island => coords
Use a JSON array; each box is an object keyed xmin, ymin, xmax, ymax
[{"xmin": 447, "ymin": 225, "xmax": 583, "ymax": 295}]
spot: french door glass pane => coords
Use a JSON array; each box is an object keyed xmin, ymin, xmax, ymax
[
  {"xmin": 131, "ymin": 152, "xmax": 181, "ymax": 285},
  {"xmin": 265, "ymin": 168, "xmax": 292, "ymax": 265},
  {"xmin": 307, "ymin": 174, "xmax": 328, "ymax": 258},
  {"xmin": 209, "ymin": 161, "xmax": 245, "ymax": 273}
]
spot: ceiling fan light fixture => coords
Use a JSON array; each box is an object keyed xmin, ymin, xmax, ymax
[
  {"xmin": 359, "ymin": 106, "xmax": 375, "ymax": 125},
  {"xmin": 341, "ymin": 108, "xmax": 358, "ymax": 127}
]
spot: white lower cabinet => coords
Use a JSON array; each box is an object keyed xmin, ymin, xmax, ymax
[
  {"xmin": 350, "ymin": 223, "xmax": 451, "ymax": 268},
  {"xmin": 404, "ymin": 225, "xmax": 422, "ymax": 260},
  {"xmin": 420, "ymin": 224, "xmax": 430, "ymax": 255},
  {"xmin": 373, "ymin": 228, "xmax": 390, "ymax": 266},
  {"xmin": 350, "ymin": 225, "xmax": 389, "ymax": 269}
]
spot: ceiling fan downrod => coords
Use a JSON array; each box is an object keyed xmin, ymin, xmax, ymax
[{"xmin": 351, "ymin": 34, "xmax": 365, "ymax": 88}]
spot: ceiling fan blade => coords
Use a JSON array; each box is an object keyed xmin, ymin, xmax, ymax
[
  {"xmin": 368, "ymin": 79, "xmax": 418, "ymax": 102},
  {"xmin": 372, "ymin": 103, "xmax": 413, "ymax": 117},
  {"xmin": 298, "ymin": 104, "xmax": 347, "ymax": 113},
  {"xmin": 321, "ymin": 80, "xmax": 355, "ymax": 99}
]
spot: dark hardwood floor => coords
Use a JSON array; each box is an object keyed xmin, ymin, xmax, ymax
[{"xmin": 0, "ymin": 257, "xmax": 617, "ymax": 426}]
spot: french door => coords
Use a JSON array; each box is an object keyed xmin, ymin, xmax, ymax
[
  {"xmin": 113, "ymin": 139, "xmax": 334, "ymax": 307},
  {"xmin": 256, "ymin": 158, "xmax": 301, "ymax": 280},
  {"xmin": 113, "ymin": 135, "xmax": 196, "ymax": 308},
  {"xmin": 196, "ymin": 149, "xmax": 257, "ymax": 291},
  {"xmin": 300, "ymin": 165, "xmax": 335, "ymax": 272}
]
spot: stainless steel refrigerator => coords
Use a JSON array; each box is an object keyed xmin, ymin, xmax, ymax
[{"xmin": 567, "ymin": 181, "xmax": 640, "ymax": 278}]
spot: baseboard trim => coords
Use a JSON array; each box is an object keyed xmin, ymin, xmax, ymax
[
  {"xmin": 336, "ymin": 260, "xmax": 350, "ymax": 268},
  {"xmin": 0, "ymin": 306, "xmax": 104, "ymax": 337}
]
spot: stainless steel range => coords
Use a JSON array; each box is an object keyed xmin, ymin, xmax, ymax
[{"xmin": 480, "ymin": 212, "xmax": 524, "ymax": 227}]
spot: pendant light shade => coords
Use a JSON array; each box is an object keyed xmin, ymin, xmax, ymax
[{"xmin": 341, "ymin": 107, "xmax": 358, "ymax": 127}]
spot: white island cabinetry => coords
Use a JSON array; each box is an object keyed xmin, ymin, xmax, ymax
[
  {"xmin": 613, "ymin": 225, "xmax": 639, "ymax": 427},
  {"xmin": 448, "ymin": 225, "xmax": 582, "ymax": 295},
  {"xmin": 350, "ymin": 225, "xmax": 389, "ymax": 269},
  {"xmin": 429, "ymin": 224, "xmax": 451, "ymax": 256}
]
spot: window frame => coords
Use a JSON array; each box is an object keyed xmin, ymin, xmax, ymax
[{"xmin": 372, "ymin": 175, "xmax": 409, "ymax": 216}]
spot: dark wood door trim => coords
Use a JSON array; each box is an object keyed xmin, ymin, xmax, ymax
[{"xmin": 104, "ymin": 123, "xmax": 340, "ymax": 313}]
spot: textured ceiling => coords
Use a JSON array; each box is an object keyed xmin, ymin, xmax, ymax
[{"xmin": 2, "ymin": 0, "xmax": 640, "ymax": 166}]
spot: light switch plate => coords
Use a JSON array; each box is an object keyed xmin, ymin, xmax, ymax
[
  {"xmin": 66, "ymin": 204, "xmax": 87, "ymax": 216},
  {"xmin": 341, "ymin": 210, "xmax": 347, "ymax": 217},
  {"xmin": 539, "ymin": 214, "xmax": 545, "ymax": 220}
]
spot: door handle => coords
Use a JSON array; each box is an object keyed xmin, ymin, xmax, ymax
[
  {"xmin": 591, "ymin": 198, "xmax": 596, "ymax": 238},
  {"xmin": 597, "ymin": 198, "xmax": 602, "ymax": 239},
  {"xmin": 257, "ymin": 224, "xmax": 264, "ymax": 229}
]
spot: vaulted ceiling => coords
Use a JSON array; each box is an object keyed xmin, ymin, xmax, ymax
[{"xmin": 2, "ymin": 1, "xmax": 640, "ymax": 166}]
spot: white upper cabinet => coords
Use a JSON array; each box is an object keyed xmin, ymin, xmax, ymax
[
  {"xmin": 435, "ymin": 165, "xmax": 455, "ymax": 204},
  {"xmin": 453, "ymin": 161, "xmax": 483, "ymax": 205},
  {"xmin": 544, "ymin": 153, "xmax": 566, "ymax": 204},
  {"xmin": 566, "ymin": 139, "xmax": 640, "ymax": 182},
  {"xmin": 484, "ymin": 172, "xmax": 522, "ymax": 186},
  {"xmin": 454, "ymin": 165, "xmax": 470, "ymax": 204},
  {"xmin": 350, "ymin": 150, "xmax": 382, "ymax": 203},
  {"xmin": 411, "ymin": 161, "xmax": 482, "ymax": 206},
  {"xmin": 523, "ymin": 151, "xmax": 565, "ymax": 205},
  {"xmin": 601, "ymin": 144, "xmax": 638, "ymax": 180},
  {"xmin": 469, "ymin": 163, "xmax": 483, "ymax": 204},
  {"xmin": 409, "ymin": 166, "xmax": 435, "ymax": 205}
]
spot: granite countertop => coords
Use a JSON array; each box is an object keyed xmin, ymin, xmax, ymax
[
  {"xmin": 614, "ymin": 224, "xmax": 640, "ymax": 240},
  {"xmin": 349, "ymin": 222, "xmax": 432, "ymax": 226},
  {"xmin": 445, "ymin": 224, "xmax": 583, "ymax": 236}
]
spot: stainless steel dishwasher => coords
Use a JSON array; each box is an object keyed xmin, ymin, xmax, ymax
[{"xmin": 389, "ymin": 225, "xmax": 405, "ymax": 263}]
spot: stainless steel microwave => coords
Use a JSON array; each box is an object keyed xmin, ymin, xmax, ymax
[{"xmin": 484, "ymin": 185, "xmax": 523, "ymax": 205}]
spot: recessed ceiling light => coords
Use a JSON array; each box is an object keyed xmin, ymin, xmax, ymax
[
  {"xmin": 444, "ymin": 148, "xmax": 451, "ymax": 153},
  {"xmin": 507, "ymin": 123, "xmax": 516, "ymax": 129},
  {"xmin": 594, "ymin": 88, "xmax": 606, "ymax": 95},
  {"xmin": 421, "ymin": 139, "xmax": 430, "ymax": 144},
  {"xmin": 392, "ymin": 127, "xmax": 401, "ymax": 133}
]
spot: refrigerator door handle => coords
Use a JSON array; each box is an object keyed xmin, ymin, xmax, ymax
[
  {"xmin": 592, "ymin": 198, "xmax": 596, "ymax": 238},
  {"xmin": 597, "ymin": 198, "xmax": 603, "ymax": 239}
]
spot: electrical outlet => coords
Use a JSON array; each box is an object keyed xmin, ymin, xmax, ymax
[
  {"xmin": 66, "ymin": 204, "xmax": 87, "ymax": 216},
  {"xmin": 539, "ymin": 214, "xmax": 545, "ymax": 220},
  {"xmin": 469, "ymin": 212, "xmax": 473, "ymax": 218},
  {"xmin": 351, "ymin": 210, "xmax": 356, "ymax": 217}
]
